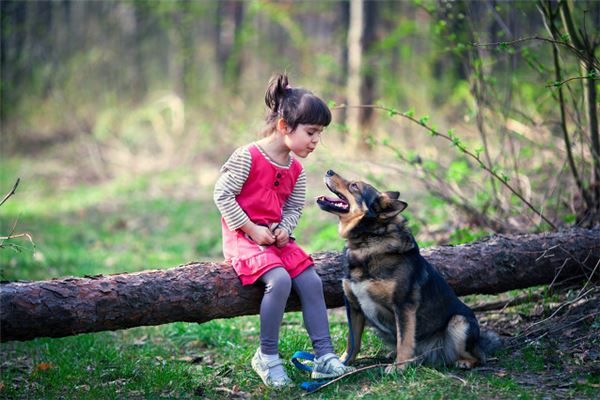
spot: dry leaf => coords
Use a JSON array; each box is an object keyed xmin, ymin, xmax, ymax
[{"xmin": 33, "ymin": 363, "xmax": 54, "ymax": 373}]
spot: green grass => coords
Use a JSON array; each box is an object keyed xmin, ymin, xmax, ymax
[{"xmin": 0, "ymin": 162, "xmax": 594, "ymax": 399}]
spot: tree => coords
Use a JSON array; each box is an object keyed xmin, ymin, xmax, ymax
[
  {"xmin": 2, "ymin": 228, "xmax": 598, "ymax": 342},
  {"xmin": 346, "ymin": 0, "xmax": 377, "ymax": 152}
]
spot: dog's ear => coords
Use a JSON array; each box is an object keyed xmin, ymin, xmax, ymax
[
  {"xmin": 384, "ymin": 191, "xmax": 400, "ymax": 200},
  {"xmin": 376, "ymin": 194, "xmax": 408, "ymax": 219}
]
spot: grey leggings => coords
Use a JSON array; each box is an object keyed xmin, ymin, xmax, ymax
[{"xmin": 258, "ymin": 266, "xmax": 334, "ymax": 358}]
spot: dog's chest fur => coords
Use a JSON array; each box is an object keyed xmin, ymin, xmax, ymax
[
  {"xmin": 343, "ymin": 221, "xmax": 421, "ymax": 341},
  {"xmin": 347, "ymin": 279, "xmax": 396, "ymax": 338}
]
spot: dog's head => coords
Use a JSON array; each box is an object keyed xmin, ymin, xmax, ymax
[{"xmin": 316, "ymin": 170, "xmax": 408, "ymax": 238}]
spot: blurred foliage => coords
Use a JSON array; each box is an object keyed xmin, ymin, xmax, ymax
[{"xmin": 1, "ymin": 0, "xmax": 599, "ymax": 263}]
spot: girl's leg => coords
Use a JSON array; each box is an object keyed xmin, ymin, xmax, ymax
[
  {"xmin": 292, "ymin": 267, "xmax": 334, "ymax": 358},
  {"xmin": 258, "ymin": 267, "xmax": 292, "ymax": 355}
]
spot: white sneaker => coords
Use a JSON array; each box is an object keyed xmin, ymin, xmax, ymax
[
  {"xmin": 311, "ymin": 353, "xmax": 356, "ymax": 379},
  {"xmin": 251, "ymin": 348, "xmax": 293, "ymax": 388}
]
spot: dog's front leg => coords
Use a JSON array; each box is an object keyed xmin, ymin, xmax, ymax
[
  {"xmin": 386, "ymin": 305, "xmax": 416, "ymax": 374},
  {"xmin": 341, "ymin": 280, "xmax": 365, "ymax": 365}
]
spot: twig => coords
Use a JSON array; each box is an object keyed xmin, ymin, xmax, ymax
[
  {"xmin": 473, "ymin": 35, "xmax": 599, "ymax": 70},
  {"xmin": 429, "ymin": 368, "xmax": 468, "ymax": 386},
  {"xmin": 333, "ymin": 104, "xmax": 557, "ymax": 230},
  {"xmin": 0, "ymin": 178, "xmax": 20, "ymax": 208},
  {"xmin": 520, "ymin": 287, "xmax": 596, "ymax": 334},
  {"xmin": 0, "ymin": 233, "xmax": 34, "ymax": 242},
  {"xmin": 546, "ymin": 75, "xmax": 600, "ymax": 88},
  {"xmin": 531, "ymin": 310, "xmax": 600, "ymax": 343},
  {"xmin": 575, "ymin": 258, "xmax": 600, "ymax": 298},
  {"xmin": 302, "ymin": 350, "xmax": 438, "ymax": 395}
]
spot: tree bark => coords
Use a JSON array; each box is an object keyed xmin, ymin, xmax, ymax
[{"xmin": 1, "ymin": 228, "xmax": 598, "ymax": 342}]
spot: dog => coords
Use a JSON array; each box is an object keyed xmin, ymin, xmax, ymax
[{"xmin": 316, "ymin": 170, "xmax": 499, "ymax": 372}]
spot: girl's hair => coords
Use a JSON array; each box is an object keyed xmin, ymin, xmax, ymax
[{"xmin": 262, "ymin": 73, "xmax": 331, "ymax": 136}]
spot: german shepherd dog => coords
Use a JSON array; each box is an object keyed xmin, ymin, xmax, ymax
[{"xmin": 317, "ymin": 170, "xmax": 499, "ymax": 372}]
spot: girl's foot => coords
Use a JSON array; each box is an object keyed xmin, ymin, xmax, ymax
[
  {"xmin": 251, "ymin": 348, "xmax": 293, "ymax": 388},
  {"xmin": 311, "ymin": 353, "xmax": 356, "ymax": 379}
]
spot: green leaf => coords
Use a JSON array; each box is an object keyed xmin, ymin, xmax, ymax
[
  {"xmin": 327, "ymin": 100, "xmax": 337, "ymax": 108},
  {"xmin": 404, "ymin": 109, "xmax": 414, "ymax": 118},
  {"xmin": 474, "ymin": 146, "xmax": 484, "ymax": 158},
  {"xmin": 446, "ymin": 159, "xmax": 470, "ymax": 183},
  {"xmin": 388, "ymin": 108, "xmax": 398, "ymax": 117},
  {"xmin": 419, "ymin": 115, "xmax": 430, "ymax": 125},
  {"xmin": 423, "ymin": 160, "xmax": 439, "ymax": 171}
]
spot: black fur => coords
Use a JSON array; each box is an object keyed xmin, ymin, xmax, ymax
[{"xmin": 317, "ymin": 170, "xmax": 500, "ymax": 370}]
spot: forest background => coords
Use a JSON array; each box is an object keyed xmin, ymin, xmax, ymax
[{"xmin": 1, "ymin": 1, "xmax": 599, "ymax": 399}]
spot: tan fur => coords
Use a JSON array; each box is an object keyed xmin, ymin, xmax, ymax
[{"xmin": 318, "ymin": 170, "xmax": 493, "ymax": 372}]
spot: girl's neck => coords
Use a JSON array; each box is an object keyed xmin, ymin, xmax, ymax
[{"xmin": 256, "ymin": 136, "xmax": 290, "ymax": 165}]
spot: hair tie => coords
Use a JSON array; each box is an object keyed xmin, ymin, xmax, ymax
[{"xmin": 285, "ymin": 84, "xmax": 292, "ymax": 90}]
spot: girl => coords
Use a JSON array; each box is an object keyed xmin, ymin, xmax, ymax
[{"xmin": 213, "ymin": 74, "xmax": 354, "ymax": 387}]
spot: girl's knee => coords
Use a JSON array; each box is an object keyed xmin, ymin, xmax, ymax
[
  {"xmin": 298, "ymin": 267, "xmax": 323, "ymax": 286},
  {"xmin": 263, "ymin": 267, "xmax": 292, "ymax": 296},
  {"xmin": 294, "ymin": 268, "xmax": 324, "ymax": 296}
]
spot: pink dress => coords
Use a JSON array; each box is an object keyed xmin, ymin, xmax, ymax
[{"xmin": 221, "ymin": 144, "xmax": 314, "ymax": 285}]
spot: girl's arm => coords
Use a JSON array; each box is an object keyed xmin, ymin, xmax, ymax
[
  {"xmin": 213, "ymin": 147, "xmax": 252, "ymax": 231},
  {"xmin": 278, "ymin": 169, "xmax": 306, "ymax": 236}
]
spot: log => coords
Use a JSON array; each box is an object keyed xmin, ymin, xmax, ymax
[{"xmin": 1, "ymin": 228, "xmax": 599, "ymax": 342}]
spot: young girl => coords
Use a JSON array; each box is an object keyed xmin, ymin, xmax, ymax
[{"xmin": 213, "ymin": 74, "xmax": 354, "ymax": 387}]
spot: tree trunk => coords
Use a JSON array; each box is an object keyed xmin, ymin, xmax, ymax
[
  {"xmin": 215, "ymin": 1, "xmax": 245, "ymax": 90},
  {"xmin": 346, "ymin": 0, "xmax": 377, "ymax": 153},
  {"xmin": 1, "ymin": 228, "xmax": 598, "ymax": 342}
]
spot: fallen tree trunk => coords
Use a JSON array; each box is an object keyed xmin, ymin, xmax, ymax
[{"xmin": 1, "ymin": 228, "xmax": 599, "ymax": 342}]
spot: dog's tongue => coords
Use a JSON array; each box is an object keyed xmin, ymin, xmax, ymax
[
  {"xmin": 317, "ymin": 195, "xmax": 341, "ymax": 203},
  {"xmin": 316, "ymin": 195, "xmax": 349, "ymax": 210}
]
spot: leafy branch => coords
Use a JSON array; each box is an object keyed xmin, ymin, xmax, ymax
[
  {"xmin": 545, "ymin": 74, "xmax": 599, "ymax": 88},
  {"xmin": 333, "ymin": 104, "xmax": 557, "ymax": 230},
  {"xmin": 473, "ymin": 35, "xmax": 600, "ymax": 71}
]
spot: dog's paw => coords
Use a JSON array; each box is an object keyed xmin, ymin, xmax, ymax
[{"xmin": 384, "ymin": 362, "xmax": 406, "ymax": 375}]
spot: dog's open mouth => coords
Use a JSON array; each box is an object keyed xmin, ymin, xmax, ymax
[{"xmin": 316, "ymin": 185, "xmax": 350, "ymax": 213}]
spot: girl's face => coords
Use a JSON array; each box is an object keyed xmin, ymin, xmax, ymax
[{"xmin": 283, "ymin": 123, "xmax": 324, "ymax": 158}]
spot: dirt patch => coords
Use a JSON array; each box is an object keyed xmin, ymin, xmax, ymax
[{"xmin": 473, "ymin": 284, "xmax": 600, "ymax": 398}]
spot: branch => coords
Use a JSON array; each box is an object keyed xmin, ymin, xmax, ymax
[
  {"xmin": 539, "ymin": 0, "xmax": 594, "ymax": 210},
  {"xmin": 0, "ymin": 178, "xmax": 20, "ymax": 208},
  {"xmin": 333, "ymin": 104, "xmax": 558, "ymax": 230},
  {"xmin": 473, "ymin": 35, "xmax": 599, "ymax": 70},
  {"xmin": 545, "ymin": 75, "xmax": 600, "ymax": 88}
]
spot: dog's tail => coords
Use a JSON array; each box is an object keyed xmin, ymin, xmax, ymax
[
  {"xmin": 416, "ymin": 328, "xmax": 501, "ymax": 366},
  {"xmin": 477, "ymin": 329, "xmax": 502, "ymax": 362}
]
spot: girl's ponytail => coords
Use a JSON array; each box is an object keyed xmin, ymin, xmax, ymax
[
  {"xmin": 264, "ymin": 73, "xmax": 289, "ymax": 114},
  {"xmin": 262, "ymin": 73, "xmax": 330, "ymax": 137}
]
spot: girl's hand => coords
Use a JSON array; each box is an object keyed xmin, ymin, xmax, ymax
[
  {"xmin": 274, "ymin": 228, "xmax": 289, "ymax": 248},
  {"xmin": 247, "ymin": 224, "xmax": 276, "ymax": 246}
]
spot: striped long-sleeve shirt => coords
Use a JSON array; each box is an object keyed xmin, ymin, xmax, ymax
[{"xmin": 213, "ymin": 145, "xmax": 306, "ymax": 235}]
